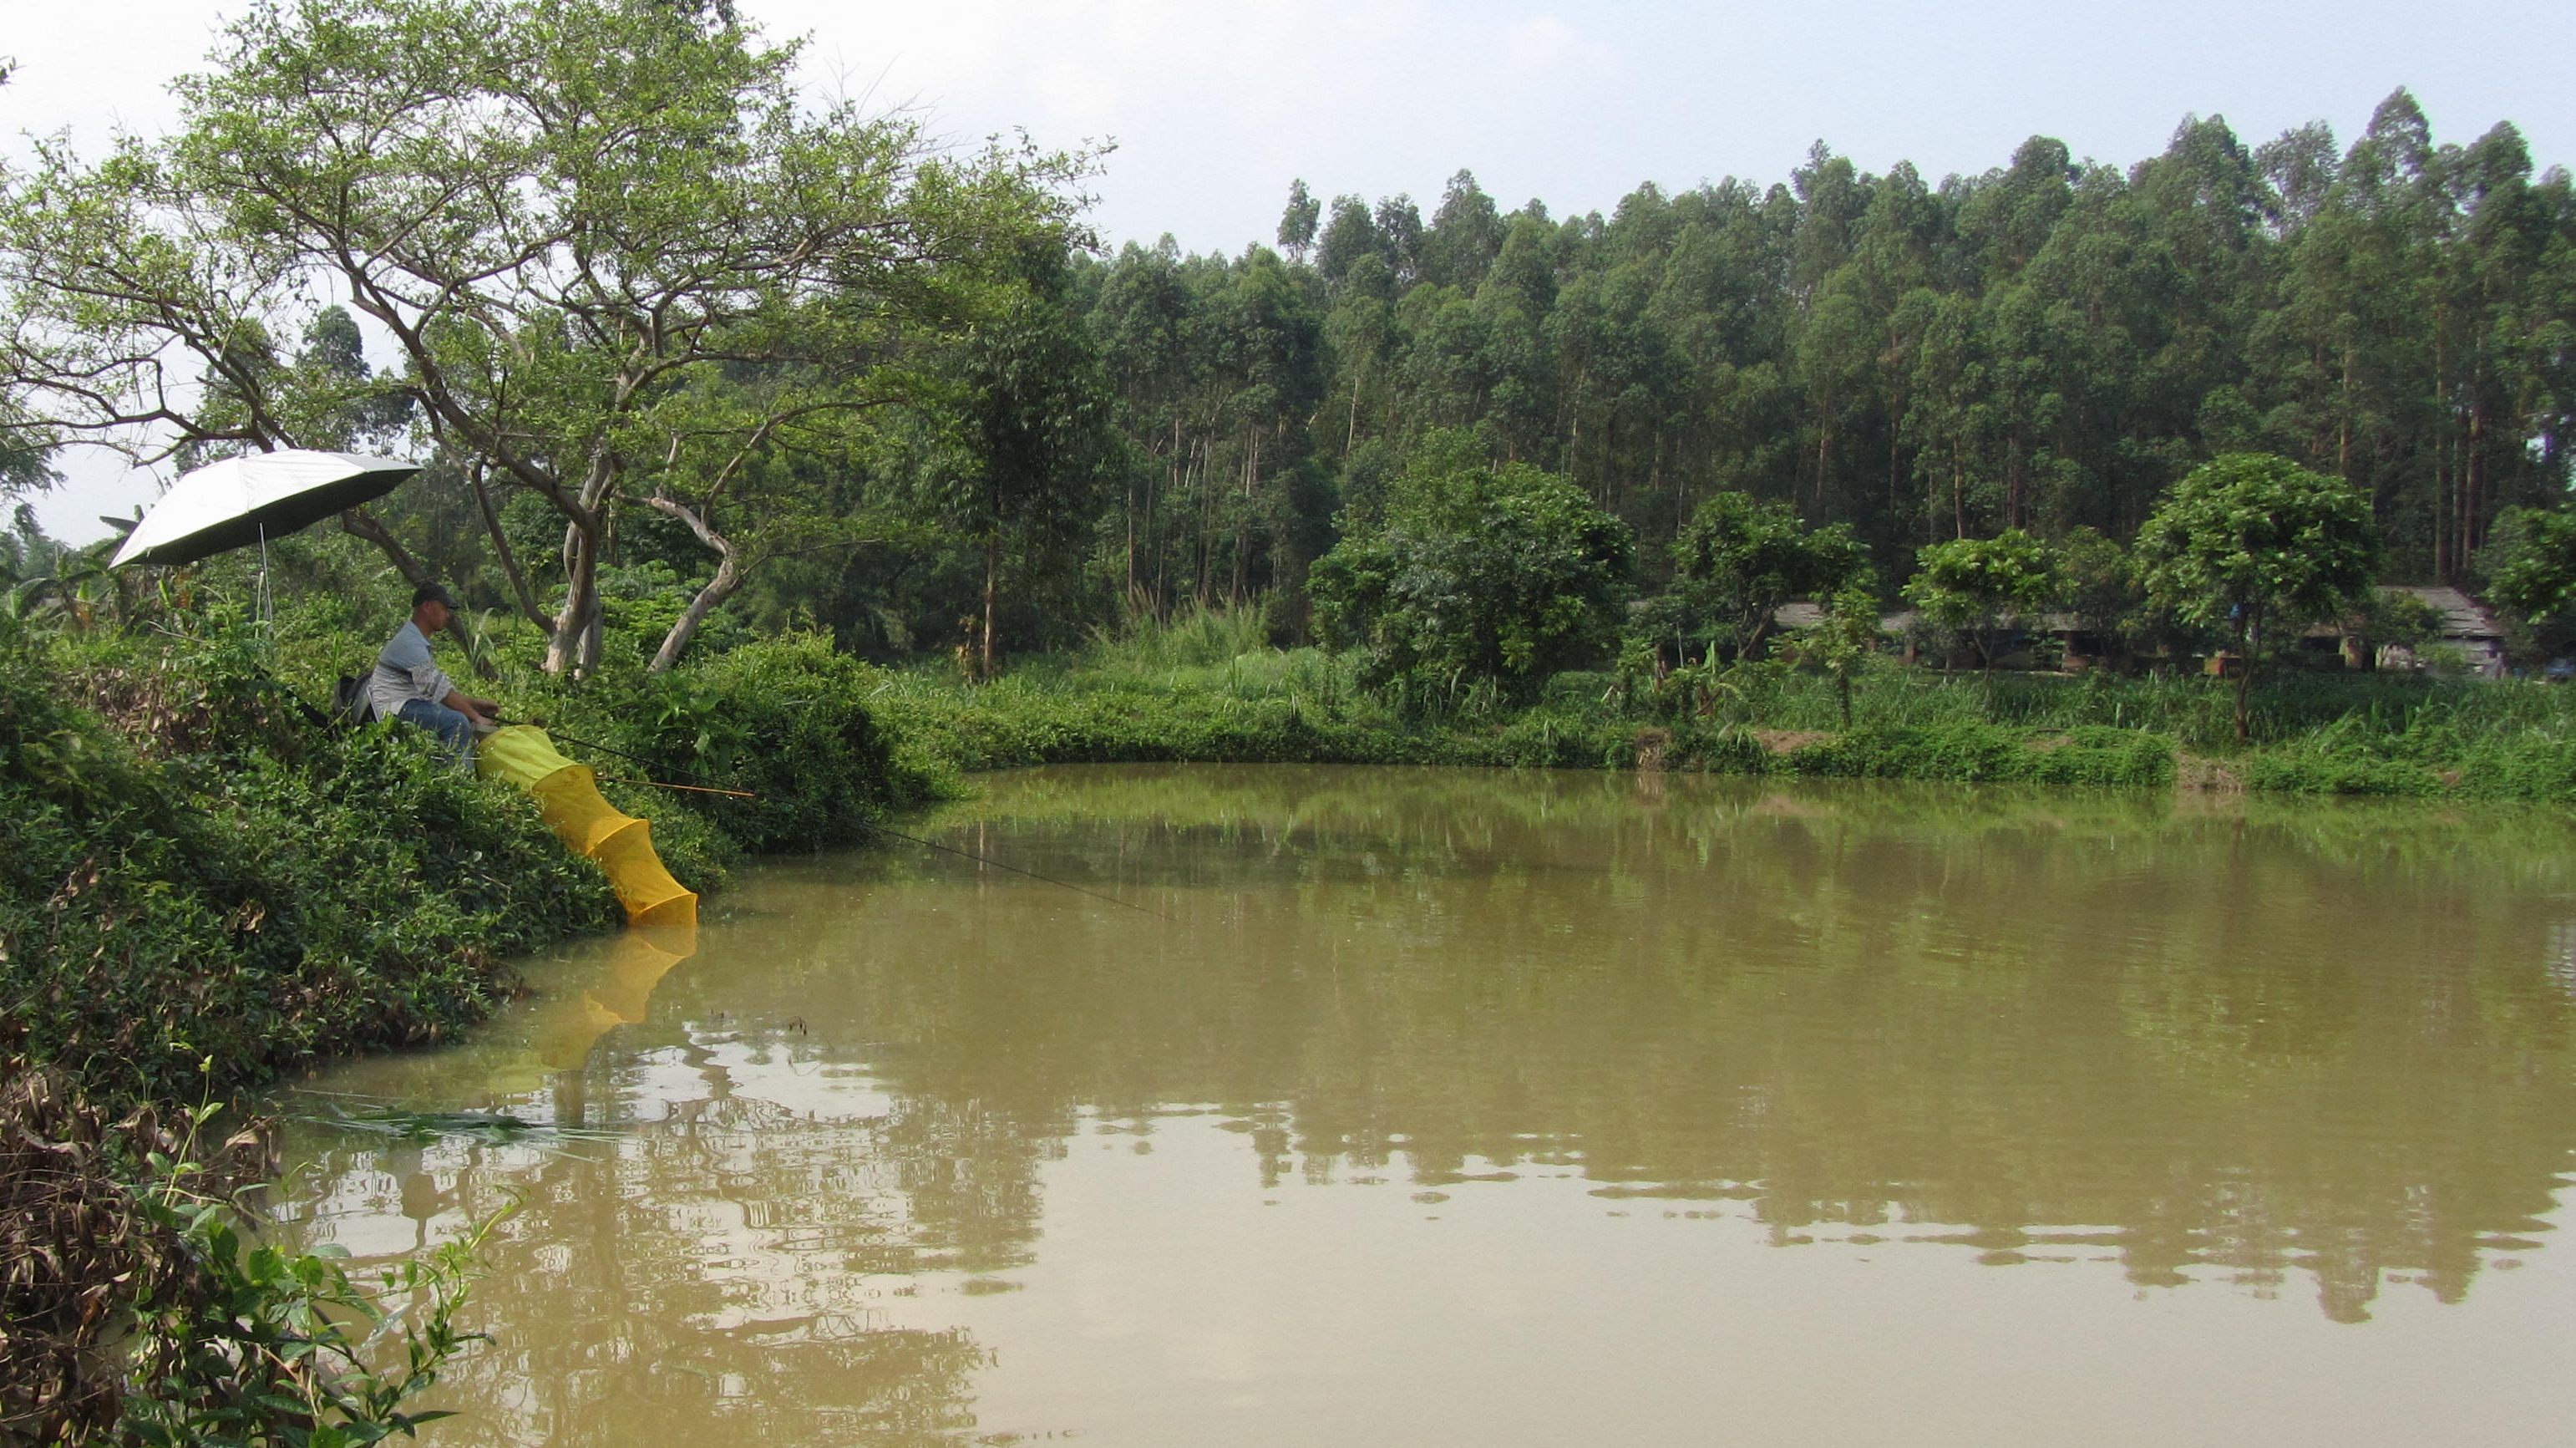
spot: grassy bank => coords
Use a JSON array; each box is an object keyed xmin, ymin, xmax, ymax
[
  {"xmin": 2, "ymin": 603, "xmax": 923, "ymax": 1113},
  {"xmin": 873, "ymin": 609, "xmax": 2576, "ymax": 801}
]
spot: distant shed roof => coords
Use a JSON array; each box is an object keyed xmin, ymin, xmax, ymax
[
  {"xmin": 2304, "ymin": 586, "xmax": 2506, "ymax": 641},
  {"xmin": 2384, "ymin": 585, "xmax": 2504, "ymax": 641},
  {"xmin": 1772, "ymin": 601, "xmax": 1918, "ymax": 633}
]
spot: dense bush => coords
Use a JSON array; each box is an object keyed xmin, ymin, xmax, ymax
[
  {"xmin": 1310, "ymin": 431, "xmax": 1635, "ymax": 699},
  {"xmin": 2, "ymin": 629, "xmax": 618, "ymax": 1109},
  {"xmin": 865, "ymin": 662, "xmax": 2188, "ymax": 786},
  {"xmin": 3, "ymin": 572, "xmax": 944, "ymax": 1104},
  {"xmin": 1782, "ymin": 724, "xmax": 2176, "ymax": 788},
  {"xmin": 530, "ymin": 632, "xmax": 928, "ymax": 854}
]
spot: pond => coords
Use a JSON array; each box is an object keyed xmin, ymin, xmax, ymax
[{"xmin": 276, "ymin": 765, "xmax": 2576, "ymax": 1446}]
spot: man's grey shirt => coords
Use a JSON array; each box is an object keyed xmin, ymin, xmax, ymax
[{"xmin": 369, "ymin": 619, "xmax": 456, "ymax": 719}]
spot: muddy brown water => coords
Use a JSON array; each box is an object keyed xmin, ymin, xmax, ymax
[{"xmin": 277, "ymin": 765, "xmax": 2576, "ymax": 1446}]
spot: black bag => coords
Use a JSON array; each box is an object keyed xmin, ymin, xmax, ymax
[{"xmin": 332, "ymin": 671, "xmax": 377, "ymax": 726}]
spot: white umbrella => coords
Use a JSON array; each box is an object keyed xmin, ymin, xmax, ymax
[{"xmin": 110, "ymin": 449, "xmax": 422, "ymax": 569}]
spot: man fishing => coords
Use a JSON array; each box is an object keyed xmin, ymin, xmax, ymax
[{"xmin": 372, "ymin": 582, "xmax": 501, "ymax": 760}]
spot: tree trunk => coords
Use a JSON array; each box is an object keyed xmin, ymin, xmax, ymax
[
  {"xmin": 2337, "ymin": 340, "xmax": 2354, "ymax": 477},
  {"xmin": 338, "ymin": 506, "xmax": 494, "ymax": 678},
  {"xmin": 2432, "ymin": 321, "xmax": 2450, "ymax": 581},
  {"xmin": 1346, "ymin": 358, "xmax": 1363, "ymax": 459},
  {"xmin": 544, "ymin": 514, "xmax": 605, "ymax": 677},
  {"xmin": 1231, "ymin": 431, "xmax": 1259, "ymax": 606},
  {"xmin": 980, "ymin": 524, "xmax": 1001, "ymax": 680},
  {"xmin": 1813, "ymin": 389, "xmax": 1832, "ymax": 517},
  {"xmin": 2233, "ymin": 614, "xmax": 2259, "ymax": 744},
  {"xmin": 644, "ymin": 495, "xmax": 743, "ymax": 674},
  {"xmin": 648, "ymin": 558, "xmax": 742, "ymax": 674},
  {"xmin": 466, "ymin": 463, "xmax": 554, "ymax": 636},
  {"xmin": 2005, "ymin": 432, "xmax": 2022, "ymax": 531},
  {"xmin": 1195, "ymin": 434, "xmax": 1215, "ymax": 607},
  {"xmin": 543, "ymin": 451, "xmax": 617, "ymax": 678},
  {"xmin": 1950, "ymin": 440, "xmax": 1966, "ymax": 541},
  {"xmin": 2467, "ymin": 402, "xmax": 2487, "ymax": 561},
  {"xmin": 1887, "ymin": 388, "xmax": 1904, "ymax": 542}
]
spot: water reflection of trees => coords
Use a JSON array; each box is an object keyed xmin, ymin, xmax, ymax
[
  {"xmin": 281, "ymin": 762, "xmax": 2576, "ymax": 1448},
  {"xmin": 886, "ymin": 767, "xmax": 2576, "ymax": 1323}
]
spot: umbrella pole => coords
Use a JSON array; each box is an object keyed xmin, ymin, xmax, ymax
[{"xmin": 258, "ymin": 523, "xmax": 271, "ymax": 643}]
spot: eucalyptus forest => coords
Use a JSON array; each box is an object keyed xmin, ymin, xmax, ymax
[{"xmin": 575, "ymin": 93, "xmax": 2576, "ymax": 663}]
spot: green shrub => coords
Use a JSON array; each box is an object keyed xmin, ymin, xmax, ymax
[
  {"xmin": 1782, "ymin": 724, "xmax": 2174, "ymax": 787},
  {"xmin": 1, "ymin": 633, "xmax": 616, "ymax": 1110},
  {"xmin": 643, "ymin": 633, "xmax": 925, "ymax": 850}
]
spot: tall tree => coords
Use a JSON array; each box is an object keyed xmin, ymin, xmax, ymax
[
  {"xmin": 1422, "ymin": 170, "xmax": 1504, "ymax": 291},
  {"xmin": 920, "ymin": 250, "xmax": 1124, "ymax": 678},
  {"xmin": 0, "ymin": 0, "xmax": 1079, "ymax": 674},
  {"xmin": 1670, "ymin": 490, "xmax": 1864, "ymax": 660},
  {"xmin": 2135, "ymin": 453, "xmax": 2381, "ymax": 741},
  {"xmin": 1311, "ymin": 429, "xmax": 1632, "ymax": 696},
  {"xmin": 1276, "ymin": 180, "xmax": 1321, "ymax": 265}
]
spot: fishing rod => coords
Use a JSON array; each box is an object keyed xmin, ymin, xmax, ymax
[
  {"xmin": 596, "ymin": 776, "xmax": 758, "ymax": 800},
  {"xmin": 500, "ymin": 717, "xmax": 1173, "ymax": 922},
  {"xmin": 489, "ymin": 717, "xmax": 683, "ymax": 779}
]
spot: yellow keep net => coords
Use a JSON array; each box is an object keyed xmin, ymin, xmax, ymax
[{"xmin": 476, "ymin": 725, "xmax": 697, "ymax": 929}]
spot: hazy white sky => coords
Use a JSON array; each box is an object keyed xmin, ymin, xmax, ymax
[{"xmin": 8, "ymin": 0, "xmax": 2570, "ymax": 538}]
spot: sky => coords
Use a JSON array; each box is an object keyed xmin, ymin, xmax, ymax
[{"xmin": 7, "ymin": 0, "xmax": 2572, "ymax": 540}]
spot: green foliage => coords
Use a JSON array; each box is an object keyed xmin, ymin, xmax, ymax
[
  {"xmin": 0, "ymin": 0, "xmax": 1093, "ymax": 675},
  {"xmin": 123, "ymin": 1161, "xmax": 501, "ymax": 1447},
  {"xmin": 1791, "ymin": 582, "xmax": 1887, "ymax": 727},
  {"xmin": 1310, "ymin": 430, "xmax": 1634, "ymax": 698},
  {"xmin": 611, "ymin": 633, "xmax": 922, "ymax": 853},
  {"xmin": 3, "ymin": 1060, "xmax": 494, "ymax": 1445},
  {"xmin": 1670, "ymin": 491, "xmax": 1865, "ymax": 659},
  {"xmin": 2357, "ymin": 590, "xmax": 2446, "ymax": 650},
  {"xmin": 7, "ymin": 88, "xmax": 2575, "ymax": 672},
  {"xmin": 2055, "ymin": 526, "xmax": 2142, "ymax": 648},
  {"xmin": 2137, "ymin": 454, "xmax": 2382, "ymax": 644},
  {"xmin": 2234, "ymin": 693, "xmax": 2576, "ymax": 800},
  {"xmin": 1078, "ymin": 602, "xmax": 1275, "ymax": 677},
  {"xmin": 3, "ymin": 577, "xmax": 940, "ymax": 1115},
  {"xmin": 865, "ymin": 633, "xmax": 2576, "ymax": 804},
  {"xmin": 903, "ymin": 243, "xmax": 1130, "ymax": 676},
  {"xmin": 1782, "ymin": 724, "xmax": 2175, "ymax": 787},
  {"xmin": 0, "ymin": 627, "xmax": 620, "ymax": 1109},
  {"xmin": 2136, "ymin": 452, "xmax": 2382, "ymax": 738},
  {"xmin": 2482, "ymin": 506, "xmax": 2576, "ymax": 626},
  {"xmin": 1904, "ymin": 528, "xmax": 2061, "ymax": 673}
]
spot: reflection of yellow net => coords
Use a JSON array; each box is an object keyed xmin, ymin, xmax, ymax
[
  {"xmin": 477, "ymin": 726, "xmax": 697, "ymax": 929},
  {"xmin": 530, "ymin": 920, "xmax": 700, "ymax": 1070}
]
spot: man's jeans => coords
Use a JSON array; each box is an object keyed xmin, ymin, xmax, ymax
[{"xmin": 396, "ymin": 697, "xmax": 475, "ymax": 765}]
